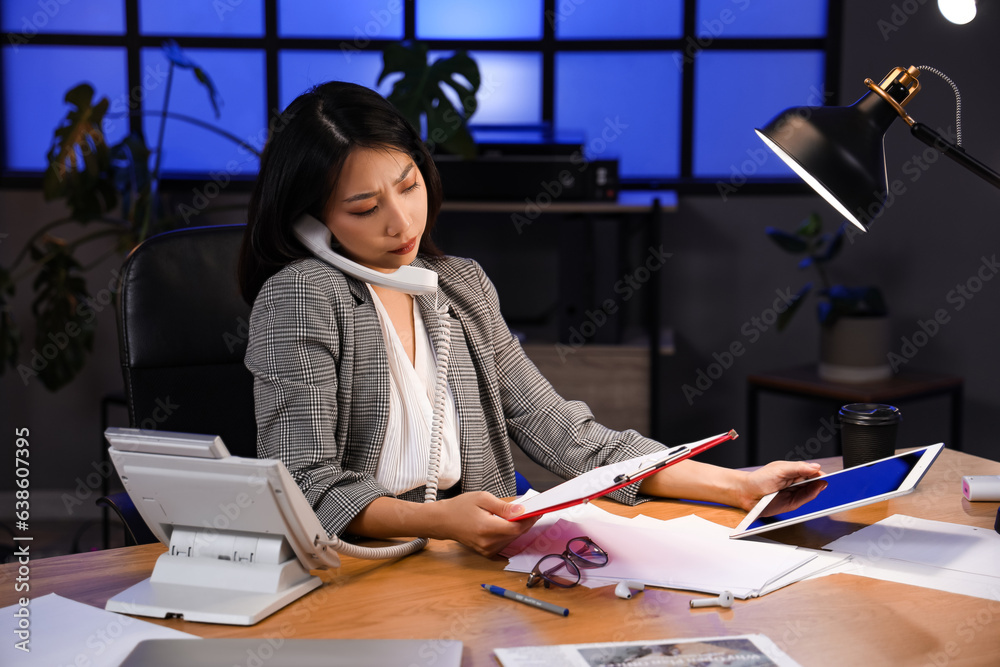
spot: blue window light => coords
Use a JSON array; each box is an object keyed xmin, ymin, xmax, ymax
[
  {"xmin": 556, "ymin": 0, "xmax": 683, "ymax": 39},
  {"xmin": 693, "ymin": 50, "xmax": 825, "ymax": 178},
  {"xmin": 417, "ymin": 0, "xmax": 542, "ymax": 39},
  {"xmin": 696, "ymin": 0, "xmax": 827, "ymax": 38},
  {"xmin": 279, "ymin": 51, "xmax": 398, "ymax": 110},
  {"xmin": 139, "ymin": 0, "xmax": 264, "ymax": 36},
  {"xmin": 279, "ymin": 0, "xmax": 404, "ymax": 39},
  {"xmin": 555, "ymin": 52, "xmax": 681, "ymax": 179},
  {"xmin": 2, "ymin": 0, "xmax": 124, "ymax": 35},
  {"xmin": 140, "ymin": 48, "xmax": 266, "ymax": 175},
  {"xmin": 3, "ymin": 45, "xmax": 128, "ymax": 171}
]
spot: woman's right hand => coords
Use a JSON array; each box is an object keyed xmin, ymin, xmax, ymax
[{"xmin": 428, "ymin": 491, "xmax": 540, "ymax": 557}]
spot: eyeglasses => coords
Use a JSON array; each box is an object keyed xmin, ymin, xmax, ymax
[{"xmin": 526, "ymin": 536, "xmax": 609, "ymax": 589}]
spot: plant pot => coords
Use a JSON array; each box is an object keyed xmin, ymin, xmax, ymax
[{"xmin": 818, "ymin": 315, "xmax": 892, "ymax": 383}]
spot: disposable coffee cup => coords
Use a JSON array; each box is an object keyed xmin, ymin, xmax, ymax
[{"xmin": 838, "ymin": 403, "xmax": 901, "ymax": 468}]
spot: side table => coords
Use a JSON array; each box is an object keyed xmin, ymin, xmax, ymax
[{"xmin": 746, "ymin": 365, "xmax": 963, "ymax": 465}]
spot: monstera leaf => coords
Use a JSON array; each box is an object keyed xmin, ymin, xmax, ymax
[
  {"xmin": 27, "ymin": 239, "xmax": 96, "ymax": 391},
  {"xmin": 379, "ymin": 42, "xmax": 481, "ymax": 158},
  {"xmin": 42, "ymin": 84, "xmax": 118, "ymax": 222}
]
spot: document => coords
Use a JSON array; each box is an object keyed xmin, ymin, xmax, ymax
[
  {"xmin": 807, "ymin": 514, "xmax": 1000, "ymax": 600},
  {"xmin": 494, "ymin": 633, "xmax": 803, "ymax": 667},
  {"xmin": 512, "ymin": 431, "xmax": 737, "ymax": 521},
  {"xmin": 823, "ymin": 514, "xmax": 1000, "ymax": 577},
  {"xmin": 0, "ymin": 593, "xmax": 197, "ymax": 667},
  {"xmin": 506, "ymin": 515, "xmax": 818, "ymax": 599}
]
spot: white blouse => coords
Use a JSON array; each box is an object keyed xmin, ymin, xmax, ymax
[{"xmin": 367, "ymin": 285, "xmax": 462, "ymax": 496}]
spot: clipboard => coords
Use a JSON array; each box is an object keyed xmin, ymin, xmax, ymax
[{"xmin": 509, "ymin": 430, "xmax": 738, "ymax": 521}]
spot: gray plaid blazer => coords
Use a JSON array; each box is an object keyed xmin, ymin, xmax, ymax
[{"xmin": 246, "ymin": 254, "xmax": 668, "ymax": 536}]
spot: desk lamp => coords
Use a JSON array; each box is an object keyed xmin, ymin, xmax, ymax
[
  {"xmin": 755, "ymin": 65, "xmax": 1000, "ymax": 232},
  {"xmin": 757, "ymin": 63, "xmax": 1000, "ymax": 533}
]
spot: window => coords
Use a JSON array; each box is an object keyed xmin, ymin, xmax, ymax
[{"xmin": 1, "ymin": 0, "xmax": 838, "ymax": 191}]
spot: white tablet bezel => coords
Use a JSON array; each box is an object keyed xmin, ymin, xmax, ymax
[{"xmin": 730, "ymin": 443, "xmax": 944, "ymax": 539}]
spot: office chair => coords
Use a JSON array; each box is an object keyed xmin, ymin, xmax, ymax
[
  {"xmin": 99, "ymin": 223, "xmax": 532, "ymax": 545},
  {"xmin": 100, "ymin": 224, "xmax": 257, "ymax": 545}
]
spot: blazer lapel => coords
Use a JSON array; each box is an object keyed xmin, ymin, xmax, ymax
[{"xmin": 343, "ymin": 275, "xmax": 389, "ymax": 476}]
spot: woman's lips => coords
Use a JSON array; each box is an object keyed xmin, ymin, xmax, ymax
[{"xmin": 390, "ymin": 238, "xmax": 417, "ymax": 255}]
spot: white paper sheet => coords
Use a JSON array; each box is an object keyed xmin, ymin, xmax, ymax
[
  {"xmin": 823, "ymin": 515, "xmax": 1000, "ymax": 578},
  {"xmin": 500, "ymin": 492, "xmax": 638, "ymax": 559},
  {"xmin": 505, "ymin": 517, "xmax": 816, "ymax": 598},
  {"xmin": 1, "ymin": 593, "xmax": 197, "ymax": 667},
  {"xmin": 807, "ymin": 554, "xmax": 1000, "ymax": 601}
]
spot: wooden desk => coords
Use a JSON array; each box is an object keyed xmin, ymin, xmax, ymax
[
  {"xmin": 747, "ymin": 365, "xmax": 964, "ymax": 465},
  {"xmin": 4, "ymin": 449, "xmax": 998, "ymax": 666}
]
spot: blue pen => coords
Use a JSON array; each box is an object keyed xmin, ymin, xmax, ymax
[{"xmin": 481, "ymin": 584, "xmax": 569, "ymax": 616}]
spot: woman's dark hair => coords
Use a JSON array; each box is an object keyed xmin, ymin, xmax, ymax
[{"xmin": 238, "ymin": 81, "xmax": 444, "ymax": 304}]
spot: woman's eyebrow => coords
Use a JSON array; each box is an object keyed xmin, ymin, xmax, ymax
[{"xmin": 342, "ymin": 163, "xmax": 415, "ymax": 203}]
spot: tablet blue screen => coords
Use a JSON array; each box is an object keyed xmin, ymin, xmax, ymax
[{"xmin": 746, "ymin": 450, "xmax": 927, "ymax": 529}]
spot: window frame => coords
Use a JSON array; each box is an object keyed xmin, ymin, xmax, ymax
[{"xmin": 0, "ymin": 0, "xmax": 843, "ymax": 194}]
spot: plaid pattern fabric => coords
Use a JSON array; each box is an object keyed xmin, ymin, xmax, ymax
[{"xmin": 246, "ymin": 255, "xmax": 668, "ymax": 536}]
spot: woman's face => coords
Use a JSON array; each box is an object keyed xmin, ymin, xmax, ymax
[{"xmin": 322, "ymin": 146, "xmax": 428, "ymax": 274}]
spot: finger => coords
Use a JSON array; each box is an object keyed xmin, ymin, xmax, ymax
[
  {"xmin": 783, "ymin": 480, "xmax": 827, "ymax": 511},
  {"xmin": 774, "ymin": 461, "xmax": 822, "ymax": 483},
  {"xmin": 787, "ymin": 461, "xmax": 822, "ymax": 478},
  {"xmin": 473, "ymin": 492, "xmax": 527, "ymax": 521},
  {"xmin": 498, "ymin": 502, "xmax": 528, "ymax": 521}
]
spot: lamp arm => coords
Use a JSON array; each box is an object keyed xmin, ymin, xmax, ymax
[{"xmin": 911, "ymin": 122, "xmax": 1000, "ymax": 189}]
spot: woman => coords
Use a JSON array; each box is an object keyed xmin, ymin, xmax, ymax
[{"xmin": 238, "ymin": 81, "xmax": 822, "ymax": 557}]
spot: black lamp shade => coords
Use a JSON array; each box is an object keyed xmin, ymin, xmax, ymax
[{"xmin": 756, "ymin": 90, "xmax": 903, "ymax": 231}]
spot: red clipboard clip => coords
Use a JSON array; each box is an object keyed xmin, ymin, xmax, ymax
[{"xmin": 510, "ymin": 429, "xmax": 738, "ymax": 521}]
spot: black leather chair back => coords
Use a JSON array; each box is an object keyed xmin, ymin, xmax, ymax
[{"xmin": 116, "ymin": 224, "xmax": 257, "ymax": 457}]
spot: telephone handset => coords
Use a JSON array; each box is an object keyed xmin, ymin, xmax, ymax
[
  {"xmin": 292, "ymin": 214, "xmax": 437, "ymax": 295},
  {"xmin": 291, "ymin": 213, "xmax": 451, "ymax": 561}
]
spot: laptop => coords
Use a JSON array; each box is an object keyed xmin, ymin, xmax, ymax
[{"xmin": 119, "ymin": 638, "xmax": 463, "ymax": 667}]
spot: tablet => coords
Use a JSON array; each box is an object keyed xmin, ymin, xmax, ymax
[{"xmin": 730, "ymin": 443, "xmax": 944, "ymax": 539}]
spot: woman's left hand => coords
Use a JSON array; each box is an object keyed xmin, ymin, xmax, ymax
[{"xmin": 734, "ymin": 461, "xmax": 824, "ymax": 511}]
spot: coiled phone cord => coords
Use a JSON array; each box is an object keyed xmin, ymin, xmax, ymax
[{"xmin": 314, "ymin": 297, "xmax": 452, "ymax": 562}]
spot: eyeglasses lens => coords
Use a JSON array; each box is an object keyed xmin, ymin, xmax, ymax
[
  {"xmin": 534, "ymin": 553, "xmax": 580, "ymax": 587},
  {"xmin": 567, "ymin": 537, "xmax": 609, "ymax": 567}
]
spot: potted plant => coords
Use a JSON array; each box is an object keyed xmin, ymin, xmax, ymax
[
  {"xmin": 766, "ymin": 212, "xmax": 891, "ymax": 383},
  {"xmin": 378, "ymin": 41, "xmax": 481, "ymax": 159},
  {"xmin": 1, "ymin": 42, "xmax": 482, "ymax": 391},
  {"xmin": 0, "ymin": 41, "xmax": 260, "ymax": 391}
]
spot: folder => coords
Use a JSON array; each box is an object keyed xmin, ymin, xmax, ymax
[{"xmin": 510, "ymin": 430, "xmax": 738, "ymax": 521}]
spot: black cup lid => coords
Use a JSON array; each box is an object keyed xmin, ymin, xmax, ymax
[{"xmin": 838, "ymin": 403, "xmax": 901, "ymax": 426}]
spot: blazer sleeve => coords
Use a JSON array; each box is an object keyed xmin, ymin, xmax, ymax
[
  {"xmin": 245, "ymin": 264, "xmax": 393, "ymax": 536},
  {"xmin": 468, "ymin": 261, "xmax": 669, "ymax": 506}
]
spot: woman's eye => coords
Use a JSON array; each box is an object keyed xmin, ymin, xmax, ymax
[
  {"xmin": 353, "ymin": 206, "xmax": 378, "ymax": 217},
  {"xmin": 403, "ymin": 180, "xmax": 420, "ymax": 193}
]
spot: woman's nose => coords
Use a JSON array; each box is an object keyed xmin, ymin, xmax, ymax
[{"xmin": 384, "ymin": 197, "xmax": 411, "ymax": 236}]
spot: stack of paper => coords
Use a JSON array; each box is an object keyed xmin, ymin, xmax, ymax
[
  {"xmin": 810, "ymin": 514, "xmax": 1000, "ymax": 600},
  {"xmin": 503, "ymin": 499, "xmax": 849, "ymax": 599}
]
